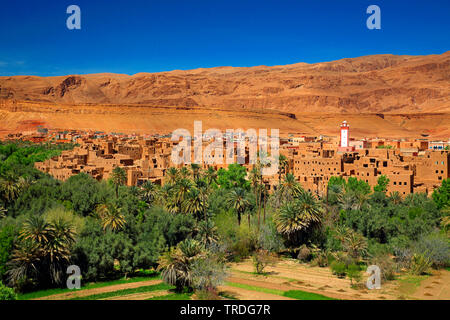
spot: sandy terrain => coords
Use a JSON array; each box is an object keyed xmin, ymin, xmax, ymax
[
  {"xmin": 101, "ymin": 290, "xmax": 169, "ymax": 301},
  {"xmin": 229, "ymin": 259, "xmax": 399, "ymax": 300},
  {"xmin": 410, "ymin": 270, "xmax": 450, "ymax": 300}
]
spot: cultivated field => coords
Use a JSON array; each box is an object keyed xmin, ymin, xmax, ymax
[{"xmin": 21, "ymin": 259, "xmax": 449, "ymax": 301}]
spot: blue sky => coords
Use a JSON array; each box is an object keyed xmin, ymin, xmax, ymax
[{"xmin": 0, "ymin": 0, "xmax": 449, "ymax": 76}]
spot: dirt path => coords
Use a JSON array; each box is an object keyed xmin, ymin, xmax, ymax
[
  {"xmin": 218, "ymin": 285, "xmax": 294, "ymax": 300},
  {"xmin": 410, "ymin": 270, "xmax": 450, "ymax": 300},
  {"xmin": 229, "ymin": 259, "xmax": 399, "ymax": 300},
  {"xmin": 102, "ymin": 290, "xmax": 170, "ymax": 300},
  {"xmin": 34, "ymin": 279, "xmax": 162, "ymax": 300}
]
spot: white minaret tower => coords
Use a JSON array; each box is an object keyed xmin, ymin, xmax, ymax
[{"xmin": 340, "ymin": 120, "xmax": 349, "ymax": 148}]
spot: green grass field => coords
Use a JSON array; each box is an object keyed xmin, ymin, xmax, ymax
[{"xmin": 19, "ymin": 276, "xmax": 161, "ymax": 300}]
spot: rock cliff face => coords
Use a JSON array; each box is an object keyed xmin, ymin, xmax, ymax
[
  {"xmin": 1, "ymin": 52, "xmax": 449, "ymax": 114},
  {"xmin": 0, "ymin": 52, "xmax": 449, "ymax": 138}
]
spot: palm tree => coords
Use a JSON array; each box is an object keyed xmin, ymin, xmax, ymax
[
  {"xmin": 179, "ymin": 167, "xmax": 190, "ymax": 179},
  {"xmin": 278, "ymin": 173, "xmax": 304, "ymax": 203},
  {"xmin": 157, "ymin": 239, "xmax": 204, "ymax": 292},
  {"xmin": 97, "ymin": 203, "xmax": 126, "ymax": 232},
  {"xmin": 110, "ymin": 166, "xmax": 127, "ymax": 198},
  {"xmin": 278, "ymin": 154, "xmax": 289, "ymax": 182},
  {"xmin": 0, "ymin": 175, "xmax": 22, "ymax": 204},
  {"xmin": 140, "ymin": 180, "xmax": 159, "ymax": 205},
  {"xmin": 11, "ymin": 216, "xmax": 76, "ymax": 286},
  {"xmin": 389, "ymin": 191, "xmax": 402, "ymax": 205},
  {"xmin": 195, "ymin": 220, "xmax": 219, "ymax": 246},
  {"xmin": 166, "ymin": 167, "xmax": 179, "ymax": 185},
  {"xmin": 0, "ymin": 205, "xmax": 6, "ymax": 219},
  {"xmin": 226, "ymin": 188, "xmax": 250, "ymax": 226},
  {"xmin": 6, "ymin": 239, "xmax": 41, "ymax": 287},
  {"xmin": 182, "ymin": 188, "xmax": 207, "ymax": 220},
  {"xmin": 21, "ymin": 216, "xmax": 52, "ymax": 245},
  {"xmin": 335, "ymin": 227, "xmax": 368, "ymax": 260},
  {"xmin": 275, "ymin": 191, "xmax": 322, "ymax": 237},
  {"xmin": 174, "ymin": 178, "xmax": 193, "ymax": 205},
  {"xmin": 205, "ymin": 166, "xmax": 218, "ymax": 187},
  {"xmin": 248, "ymin": 167, "xmax": 262, "ymax": 226},
  {"xmin": 190, "ymin": 164, "xmax": 201, "ymax": 181}
]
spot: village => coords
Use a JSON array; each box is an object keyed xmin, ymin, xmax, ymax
[{"xmin": 8, "ymin": 120, "xmax": 444, "ymax": 198}]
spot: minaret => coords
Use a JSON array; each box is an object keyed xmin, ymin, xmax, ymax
[
  {"xmin": 338, "ymin": 120, "xmax": 355, "ymax": 153},
  {"xmin": 340, "ymin": 120, "xmax": 349, "ymax": 148}
]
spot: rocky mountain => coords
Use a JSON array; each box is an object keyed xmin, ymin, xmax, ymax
[{"xmin": 1, "ymin": 52, "xmax": 449, "ymax": 114}]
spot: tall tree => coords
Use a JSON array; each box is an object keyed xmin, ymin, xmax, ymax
[
  {"xmin": 110, "ymin": 167, "xmax": 127, "ymax": 198},
  {"xmin": 226, "ymin": 188, "xmax": 250, "ymax": 226},
  {"xmin": 275, "ymin": 191, "xmax": 322, "ymax": 240}
]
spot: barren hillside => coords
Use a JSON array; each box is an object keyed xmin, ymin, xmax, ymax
[{"xmin": 0, "ymin": 52, "xmax": 449, "ymax": 138}]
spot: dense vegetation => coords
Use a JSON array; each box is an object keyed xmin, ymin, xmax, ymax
[{"xmin": 0, "ymin": 142, "xmax": 449, "ymax": 299}]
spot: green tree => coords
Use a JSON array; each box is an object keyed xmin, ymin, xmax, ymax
[
  {"xmin": 217, "ymin": 164, "xmax": 249, "ymax": 190},
  {"xmin": 0, "ymin": 281, "xmax": 17, "ymax": 300},
  {"xmin": 226, "ymin": 188, "xmax": 251, "ymax": 226},
  {"xmin": 157, "ymin": 239, "xmax": 205, "ymax": 292},
  {"xmin": 96, "ymin": 203, "xmax": 126, "ymax": 232},
  {"xmin": 182, "ymin": 187, "xmax": 207, "ymax": 220},
  {"xmin": 374, "ymin": 175, "xmax": 390, "ymax": 193},
  {"xmin": 0, "ymin": 225, "xmax": 17, "ymax": 279},
  {"xmin": 433, "ymin": 178, "xmax": 450, "ymax": 210},
  {"xmin": 110, "ymin": 167, "xmax": 127, "ymax": 198},
  {"xmin": 275, "ymin": 191, "xmax": 322, "ymax": 241}
]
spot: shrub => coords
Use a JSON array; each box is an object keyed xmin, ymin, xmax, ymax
[
  {"xmin": 347, "ymin": 264, "xmax": 362, "ymax": 286},
  {"xmin": 413, "ymin": 233, "xmax": 450, "ymax": 269},
  {"xmin": 330, "ymin": 261, "xmax": 347, "ymax": 278},
  {"xmin": 370, "ymin": 254, "xmax": 397, "ymax": 282},
  {"xmin": 409, "ymin": 253, "xmax": 432, "ymax": 275},
  {"xmin": 297, "ymin": 245, "xmax": 312, "ymax": 262},
  {"xmin": 311, "ymin": 250, "xmax": 329, "ymax": 267},
  {"xmin": 0, "ymin": 225, "xmax": 17, "ymax": 279},
  {"xmin": 0, "ymin": 281, "xmax": 17, "ymax": 300},
  {"xmin": 194, "ymin": 288, "xmax": 221, "ymax": 300},
  {"xmin": 252, "ymin": 249, "xmax": 277, "ymax": 274},
  {"xmin": 191, "ymin": 255, "xmax": 228, "ymax": 291}
]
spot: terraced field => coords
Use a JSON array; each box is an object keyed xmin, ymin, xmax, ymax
[{"xmin": 19, "ymin": 259, "xmax": 448, "ymax": 300}]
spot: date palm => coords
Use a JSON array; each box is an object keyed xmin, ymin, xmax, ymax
[
  {"xmin": 182, "ymin": 187, "xmax": 207, "ymax": 219},
  {"xmin": 278, "ymin": 173, "xmax": 304, "ymax": 203},
  {"xmin": 166, "ymin": 167, "xmax": 179, "ymax": 185},
  {"xmin": 205, "ymin": 166, "xmax": 218, "ymax": 187},
  {"xmin": 335, "ymin": 226, "xmax": 368, "ymax": 260},
  {"xmin": 111, "ymin": 166, "xmax": 127, "ymax": 198},
  {"xmin": 276, "ymin": 191, "xmax": 322, "ymax": 236},
  {"xmin": 0, "ymin": 175, "xmax": 22, "ymax": 204},
  {"xmin": 140, "ymin": 180, "xmax": 159, "ymax": 205},
  {"xmin": 21, "ymin": 216, "xmax": 52, "ymax": 245},
  {"xmin": 195, "ymin": 220, "xmax": 219, "ymax": 246},
  {"xmin": 389, "ymin": 191, "xmax": 402, "ymax": 205},
  {"xmin": 190, "ymin": 163, "xmax": 201, "ymax": 181},
  {"xmin": 0, "ymin": 205, "xmax": 6, "ymax": 219},
  {"xmin": 278, "ymin": 154, "xmax": 289, "ymax": 182},
  {"xmin": 179, "ymin": 167, "xmax": 190, "ymax": 179},
  {"xmin": 97, "ymin": 203, "xmax": 126, "ymax": 232},
  {"xmin": 174, "ymin": 178, "xmax": 193, "ymax": 205},
  {"xmin": 6, "ymin": 239, "xmax": 41, "ymax": 287},
  {"xmin": 157, "ymin": 239, "xmax": 204, "ymax": 292},
  {"xmin": 226, "ymin": 188, "xmax": 250, "ymax": 226}
]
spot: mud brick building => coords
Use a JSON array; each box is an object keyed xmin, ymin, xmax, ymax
[{"xmin": 34, "ymin": 122, "xmax": 449, "ymax": 198}]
